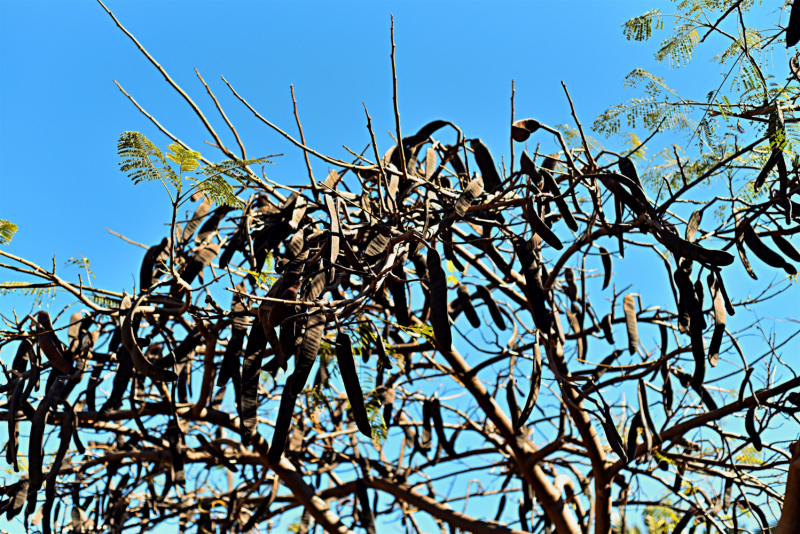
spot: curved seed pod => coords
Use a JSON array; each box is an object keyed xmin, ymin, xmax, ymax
[
  {"xmin": 268, "ymin": 312, "xmax": 325, "ymax": 464},
  {"xmin": 355, "ymin": 479, "xmax": 376, "ymax": 534},
  {"xmin": 195, "ymin": 206, "xmax": 232, "ymax": 244},
  {"xmin": 178, "ymin": 243, "xmax": 219, "ymax": 287},
  {"xmin": 618, "ymin": 156, "xmax": 643, "ymax": 188},
  {"xmin": 469, "ymin": 139, "xmax": 502, "ymax": 193},
  {"xmin": 638, "ymin": 379, "xmax": 659, "ymax": 444},
  {"xmin": 626, "ymin": 412, "xmax": 643, "ymax": 462},
  {"xmin": 427, "ymin": 247, "xmax": 452, "ymax": 350},
  {"xmin": 431, "ymin": 397, "xmax": 456, "ymax": 456},
  {"xmin": 614, "ymin": 198, "xmax": 625, "ymax": 257},
  {"xmin": 12, "ymin": 338, "xmax": 32, "ymax": 374},
  {"xmin": 511, "ymin": 118, "xmax": 541, "ymax": 142},
  {"xmin": 383, "ymin": 387, "xmax": 395, "ymax": 428},
  {"xmin": 324, "ymin": 194, "xmax": 340, "ymax": 273},
  {"xmin": 693, "ymin": 280, "xmax": 707, "ymax": 330},
  {"xmin": 475, "ymin": 285, "xmax": 506, "ymax": 330},
  {"xmin": 754, "ymin": 148, "xmax": 780, "ymax": 191},
  {"xmin": 673, "ymin": 267, "xmax": 706, "ymax": 389},
  {"xmin": 121, "ymin": 296, "xmax": 177, "ymax": 382},
  {"xmin": 35, "ymin": 311, "xmax": 73, "ymax": 374},
  {"xmin": 601, "ymin": 402, "xmax": 628, "ymax": 464},
  {"xmin": 6, "ymin": 380, "xmax": 21, "ymax": 470},
  {"xmin": 670, "ymin": 510, "xmax": 696, "ymax": 534},
  {"xmin": 789, "ymin": 0, "xmax": 800, "ymax": 47},
  {"xmin": 286, "ymin": 231, "xmax": 305, "ymax": 259},
  {"xmin": 707, "ymin": 274, "xmax": 726, "ymax": 367},
  {"xmin": 506, "ymin": 377, "xmax": 520, "ymax": 430},
  {"xmin": 659, "ymin": 323, "xmax": 668, "ymax": 358},
  {"xmin": 540, "ymin": 169, "xmax": 578, "ymax": 231},
  {"xmin": 390, "ymin": 264, "xmax": 410, "ymax": 327},
  {"xmin": 564, "ymin": 268, "xmax": 578, "ymax": 301},
  {"xmin": 771, "ymin": 233, "xmax": 800, "ymax": 262},
  {"xmin": 517, "ymin": 345, "xmax": 542, "ymax": 430},
  {"xmin": 99, "ymin": 347, "xmax": 134, "ymax": 416},
  {"xmin": 374, "ymin": 329, "xmax": 392, "ymax": 370},
  {"xmin": 745, "ymin": 405, "xmax": 762, "ymax": 451},
  {"xmin": 420, "ymin": 399, "xmax": 432, "ymax": 452},
  {"xmin": 685, "ymin": 210, "xmax": 703, "ymax": 243},
  {"xmin": 139, "ymin": 237, "xmax": 169, "ymax": 291},
  {"xmin": 182, "ymin": 200, "xmax": 210, "ymax": 243},
  {"xmin": 335, "ymin": 333, "xmax": 371, "ymax": 438},
  {"xmin": 5, "ymin": 477, "xmax": 28, "ymax": 520},
  {"xmin": 27, "ymin": 396, "xmax": 52, "ymax": 511},
  {"xmin": 598, "ymin": 246, "xmax": 612, "ymax": 290},
  {"xmin": 657, "ymin": 229, "xmax": 734, "ymax": 266},
  {"xmin": 593, "ymin": 350, "xmax": 622, "ymax": 380},
  {"xmin": 565, "ymin": 309, "xmax": 584, "ymax": 360},
  {"xmin": 742, "ymin": 220, "xmax": 797, "ymax": 275},
  {"xmin": 525, "ymin": 197, "xmax": 563, "ymax": 250},
  {"xmin": 623, "ymin": 295, "xmax": 638, "ymax": 355},
  {"xmin": 457, "ymin": 284, "xmax": 481, "ymax": 328},
  {"xmin": 454, "ymin": 176, "xmax": 483, "ymax": 218},
  {"xmin": 600, "ymin": 313, "xmax": 615, "ymax": 344},
  {"xmin": 494, "ymin": 495, "xmax": 507, "ymax": 522},
  {"xmin": 513, "ymin": 237, "xmax": 552, "ymax": 332},
  {"xmin": 241, "ymin": 318, "xmax": 269, "ymax": 434},
  {"xmin": 268, "ymin": 280, "xmax": 302, "ymax": 328},
  {"xmin": 218, "ymin": 298, "xmax": 248, "ymax": 386},
  {"xmin": 424, "ymin": 147, "xmax": 437, "ymax": 181},
  {"xmin": 364, "ymin": 232, "xmax": 390, "ymax": 265},
  {"xmin": 713, "ymin": 270, "xmax": 735, "ymax": 316},
  {"xmin": 519, "ymin": 150, "xmax": 538, "ymax": 177},
  {"xmin": 662, "ymin": 371, "xmax": 673, "ymax": 416}
]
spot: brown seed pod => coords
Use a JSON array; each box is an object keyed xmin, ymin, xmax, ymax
[
  {"xmin": 745, "ymin": 405, "xmax": 762, "ymax": 451},
  {"xmin": 789, "ymin": 0, "xmax": 800, "ymax": 47},
  {"xmin": 355, "ymin": 479, "xmax": 376, "ymax": 534},
  {"xmin": 601, "ymin": 401, "xmax": 628, "ymax": 464},
  {"xmin": 513, "ymin": 237, "xmax": 552, "ymax": 332},
  {"xmin": 456, "ymin": 284, "xmax": 481, "ymax": 328},
  {"xmin": 598, "ymin": 246, "xmax": 612, "ymax": 289},
  {"xmin": 335, "ymin": 332, "xmax": 371, "ymax": 438},
  {"xmin": 623, "ymin": 294, "xmax": 638, "ymax": 355},
  {"xmin": 540, "ymin": 168, "xmax": 578, "ymax": 231},
  {"xmin": 420, "ymin": 399, "xmax": 433, "ymax": 452},
  {"xmin": 516, "ymin": 345, "xmax": 542, "ymax": 430},
  {"xmin": 525, "ymin": 197, "xmax": 563, "ymax": 250},
  {"xmin": 511, "ymin": 118, "xmax": 541, "ymax": 142},
  {"xmin": 35, "ymin": 311, "xmax": 73, "ymax": 375},
  {"xmin": 593, "ymin": 350, "xmax": 622, "ymax": 380},
  {"xmin": 268, "ymin": 280, "xmax": 302, "ymax": 328},
  {"xmin": 427, "ymin": 247, "xmax": 452, "ymax": 351},
  {"xmin": 5, "ymin": 477, "xmax": 28, "ymax": 520},
  {"xmin": 454, "ymin": 175, "xmax": 484, "ymax": 218},
  {"xmin": 685, "ymin": 210, "xmax": 703, "ymax": 243},
  {"xmin": 638, "ymin": 379, "xmax": 659, "ymax": 445},
  {"xmin": 268, "ymin": 312, "xmax": 326, "ymax": 464},
  {"xmin": 506, "ymin": 376, "xmax": 520, "ymax": 430},
  {"xmin": 120, "ymin": 296, "xmax": 177, "ymax": 382},
  {"xmin": 140, "ymin": 237, "xmax": 169, "ymax": 290},
  {"xmin": 673, "ymin": 266, "xmax": 706, "ymax": 389},
  {"xmin": 753, "ymin": 148, "xmax": 780, "ymax": 191},
  {"xmin": 475, "ymin": 285, "xmax": 506, "ymax": 330},
  {"xmin": 240, "ymin": 318, "xmax": 268, "ymax": 434},
  {"xmin": 706, "ymin": 274, "xmax": 726, "ymax": 367},
  {"xmin": 662, "ymin": 371, "xmax": 673, "ymax": 416},
  {"xmin": 519, "ymin": 150, "xmax": 538, "ymax": 178},
  {"xmin": 469, "ymin": 139, "xmax": 502, "ymax": 193},
  {"xmin": 741, "ymin": 220, "xmax": 797, "ymax": 275},
  {"xmin": 659, "ymin": 323, "xmax": 668, "ymax": 358},
  {"xmin": 431, "ymin": 397, "xmax": 456, "ymax": 456},
  {"xmin": 771, "ymin": 233, "xmax": 800, "ymax": 262},
  {"xmin": 177, "ymin": 243, "xmax": 219, "ymax": 287},
  {"xmin": 564, "ymin": 268, "xmax": 578, "ymax": 301},
  {"xmin": 657, "ymin": 228, "xmax": 734, "ymax": 266},
  {"xmin": 618, "ymin": 156, "xmax": 643, "ymax": 188},
  {"xmin": 625, "ymin": 412, "xmax": 643, "ymax": 462},
  {"xmin": 324, "ymin": 194, "xmax": 340, "ymax": 272},
  {"xmin": 182, "ymin": 200, "xmax": 210, "ymax": 243},
  {"xmin": 600, "ymin": 313, "xmax": 615, "ymax": 344},
  {"xmin": 424, "ymin": 147, "xmax": 437, "ymax": 181}
]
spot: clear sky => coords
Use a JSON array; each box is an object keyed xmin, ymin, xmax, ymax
[{"xmin": 1, "ymin": 1, "xmax": 795, "ymax": 533}]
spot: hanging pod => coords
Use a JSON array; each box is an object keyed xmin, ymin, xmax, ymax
[
  {"xmin": 685, "ymin": 210, "xmax": 703, "ymax": 243},
  {"xmin": 355, "ymin": 479, "xmax": 376, "ymax": 534},
  {"xmin": 593, "ymin": 350, "xmax": 622, "ymax": 381},
  {"xmin": 469, "ymin": 139, "xmax": 502, "ymax": 193},
  {"xmin": 335, "ymin": 332, "xmax": 372, "ymax": 438},
  {"xmin": 139, "ymin": 237, "xmax": 169, "ymax": 291},
  {"xmin": 540, "ymin": 168, "xmax": 578, "ymax": 231},
  {"xmin": 598, "ymin": 246, "xmax": 613, "ymax": 289},
  {"xmin": 324, "ymin": 194, "xmax": 340, "ymax": 276},
  {"xmin": 121, "ymin": 296, "xmax": 177, "ymax": 382},
  {"xmin": 625, "ymin": 412, "xmax": 643, "ymax": 462},
  {"xmin": 454, "ymin": 175, "xmax": 483, "ymax": 218},
  {"xmin": 617, "ymin": 156, "xmax": 643, "ymax": 188},
  {"xmin": 475, "ymin": 285, "xmax": 506, "ymax": 330},
  {"xmin": 741, "ymin": 219, "xmax": 797, "ymax": 275},
  {"xmin": 420, "ymin": 399, "xmax": 433, "ymax": 452},
  {"xmin": 182, "ymin": 200, "xmax": 210, "ymax": 243},
  {"xmin": 513, "ymin": 237, "xmax": 552, "ymax": 332},
  {"xmin": 240, "ymin": 317, "xmax": 269, "ymax": 434},
  {"xmin": 525, "ymin": 197, "xmax": 563, "ymax": 250},
  {"xmin": 623, "ymin": 294, "xmax": 638, "ymax": 355},
  {"xmin": 456, "ymin": 284, "xmax": 481, "ymax": 328},
  {"xmin": 35, "ymin": 311, "xmax": 73, "ymax": 375},
  {"xmin": 706, "ymin": 273, "xmax": 726, "ymax": 367},
  {"xmin": 657, "ymin": 228, "xmax": 734, "ymax": 266},
  {"xmin": 268, "ymin": 312, "xmax": 326, "ymax": 464},
  {"xmin": 600, "ymin": 401, "xmax": 628, "ymax": 464},
  {"xmin": 745, "ymin": 405, "xmax": 763, "ymax": 451},
  {"xmin": 431, "ymin": 397, "xmax": 455, "ymax": 456},
  {"xmin": 389, "ymin": 263, "xmax": 410, "ymax": 327},
  {"xmin": 771, "ymin": 232, "xmax": 800, "ymax": 262},
  {"xmin": 511, "ymin": 118, "xmax": 541, "ymax": 142},
  {"xmin": 516, "ymin": 345, "xmax": 542, "ymax": 431},
  {"xmin": 427, "ymin": 247, "xmax": 452, "ymax": 350},
  {"xmin": 600, "ymin": 313, "xmax": 615, "ymax": 344}
]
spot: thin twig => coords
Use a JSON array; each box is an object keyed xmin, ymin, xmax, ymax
[
  {"xmin": 105, "ymin": 228, "xmax": 149, "ymax": 250},
  {"xmin": 195, "ymin": 68, "xmax": 247, "ymax": 159},
  {"xmin": 290, "ymin": 84, "xmax": 317, "ymax": 201}
]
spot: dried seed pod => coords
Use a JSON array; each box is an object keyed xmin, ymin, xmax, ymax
[
  {"xmin": 182, "ymin": 200, "xmax": 210, "ymax": 243},
  {"xmin": 601, "ymin": 402, "xmax": 628, "ymax": 464},
  {"xmin": 525, "ymin": 197, "xmax": 563, "ymax": 250},
  {"xmin": 121, "ymin": 297, "xmax": 177, "ymax": 382},
  {"xmin": 268, "ymin": 280, "xmax": 302, "ymax": 328},
  {"xmin": 771, "ymin": 232, "xmax": 800, "ymax": 262},
  {"xmin": 431, "ymin": 397, "xmax": 456, "ymax": 456},
  {"xmin": 742, "ymin": 220, "xmax": 797, "ymax": 275},
  {"xmin": 789, "ymin": 0, "xmax": 800, "ymax": 47},
  {"xmin": 745, "ymin": 405, "xmax": 762, "ymax": 451},
  {"xmin": 626, "ymin": 412, "xmax": 643, "ymax": 462},
  {"xmin": 707, "ymin": 273, "xmax": 726, "ymax": 367},
  {"xmin": 513, "ymin": 237, "xmax": 552, "ymax": 332},
  {"xmin": 564, "ymin": 268, "xmax": 578, "ymax": 301},
  {"xmin": 475, "ymin": 285, "xmax": 506, "ymax": 330},
  {"xmin": 140, "ymin": 237, "xmax": 169, "ymax": 290},
  {"xmin": 519, "ymin": 150, "xmax": 538, "ymax": 178},
  {"xmin": 99, "ymin": 346, "xmax": 134, "ymax": 416},
  {"xmin": 511, "ymin": 119, "xmax": 541, "ymax": 142},
  {"xmin": 753, "ymin": 148, "xmax": 780, "ymax": 191},
  {"xmin": 623, "ymin": 294, "xmax": 638, "ymax": 355},
  {"xmin": 335, "ymin": 332, "xmax": 371, "ymax": 438},
  {"xmin": 593, "ymin": 350, "xmax": 622, "ymax": 380},
  {"xmin": 618, "ymin": 156, "xmax": 643, "ymax": 188},
  {"xmin": 355, "ymin": 479, "xmax": 376, "ymax": 534},
  {"xmin": 685, "ymin": 210, "xmax": 703, "ymax": 243},
  {"xmin": 454, "ymin": 175, "xmax": 483, "ymax": 218},
  {"xmin": 540, "ymin": 168, "xmax": 578, "ymax": 231},
  {"xmin": 659, "ymin": 323, "xmax": 668, "ymax": 358},
  {"xmin": 390, "ymin": 263, "xmax": 410, "ymax": 327},
  {"xmin": 599, "ymin": 247, "xmax": 612, "ymax": 289},
  {"xmin": 427, "ymin": 247, "xmax": 452, "ymax": 350},
  {"xmin": 268, "ymin": 312, "xmax": 325, "ymax": 464},
  {"xmin": 5, "ymin": 477, "xmax": 28, "ymax": 520},
  {"xmin": 517, "ymin": 345, "xmax": 542, "ymax": 430},
  {"xmin": 673, "ymin": 267, "xmax": 706, "ymax": 389},
  {"xmin": 218, "ymin": 298, "xmax": 248, "ymax": 386},
  {"xmin": 456, "ymin": 284, "xmax": 481, "ymax": 328},
  {"xmin": 662, "ymin": 371, "xmax": 673, "ymax": 416},
  {"xmin": 638, "ymin": 379, "xmax": 659, "ymax": 444},
  {"xmin": 469, "ymin": 139, "xmax": 502, "ymax": 193},
  {"xmin": 240, "ymin": 318, "xmax": 268, "ymax": 434},
  {"xmin": 600, "ymin": 313, "xmax": 615, "ymax": 344},
  {"xmin": 657, "ymin": 228, "xmax": 734, "ymax": 266},
  {"xmin": 506, "ymin": 376, "xmax": 520, "ymax": 430},
  {"xmin": 35, "ymin": 311, "xmax": 73, "ymax": 374},
  {"xmin": 424, "ymin": 147, "xmax": 437, "ymax": 181},
  {"xmin": 420, "ymin": 399, "xmax": 433, "ymax": 452},
  {"xmin": 324, "ymin": 194, "xmax": 340, "ymax": 273}
]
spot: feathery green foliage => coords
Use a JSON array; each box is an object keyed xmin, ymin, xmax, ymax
[{"xmin": 0, "ymin": 220, "xmax": 18, "ymax": 246}]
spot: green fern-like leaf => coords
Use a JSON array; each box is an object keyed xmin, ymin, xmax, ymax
[
  {"xmin": 166, "ymin": 143, "xmax": 202, "ymax": 173},
  {"xmin": 622, "ymin": 9, "xmax": 663, "ymax": 42},
  {"xmin": 117, "ymin": 131, "xmax": 180, "ymax": 188},
  {"xmin": 0, "ymin": 220, "xmax": 17, "ymax": 245}
]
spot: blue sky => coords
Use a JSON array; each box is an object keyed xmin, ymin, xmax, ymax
[{"xmin": 2, "ymin": 1, "xmax": 797, "ymax": 533}]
